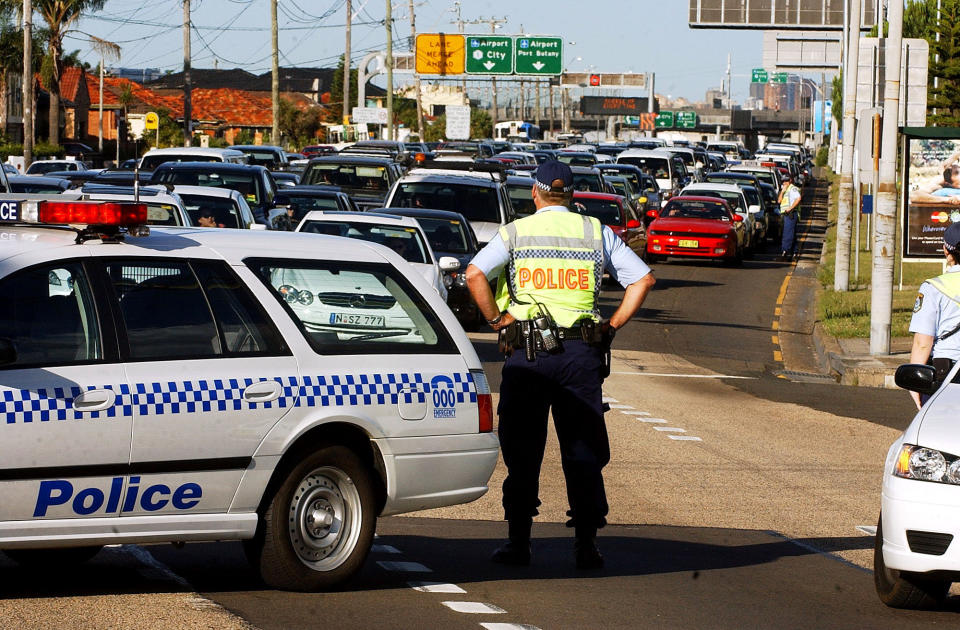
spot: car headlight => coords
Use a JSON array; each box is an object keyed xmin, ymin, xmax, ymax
[{"xmin": 894, "ymin": 444, "xmax": 960, "ymax": 484}]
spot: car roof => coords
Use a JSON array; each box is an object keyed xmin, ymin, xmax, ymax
[
  {"xmin": 276, "ymin": 185, "xmax": 343, "ymax": 198},
  {"xmin": 300, "ymin": 210, "xmax": 420, "ymax": 228},
  {"xmin": 80, "ymin": 184, "xmax": 180, "ymax": 201},
  {"xmin": 308, "ymin": 155, "xmax": 396, "ymax": 165},
  {"xmin": 229, "ymin": 144, "xmax": 283, "ymax": 152},
  {"xmin": 683, "ymin": 182, "xmax": 744, "ymax": 193},
  {"xmin": 169, "ymin": 185, "xmax": 240, "ymax": 199},
  {"xmin": 378, "ymin": 207, "xmax": 469, "ymax": 222},
  {"xmin": 505, "ymin": 176, "xmax": 534, "ymax": 186},
  {"xmin": 7, "ymin": 175, "xmax": 69, "ymax": 185},
  {"xmin": 617, "ymin": 149, "xmax": 672, "ymax": 158},
  {"xmin": 400, "ymin": 169, "xmax": 500, "ymax": 185},
  {"xmin": 0, "ymin": 225, "xmax": 394, "ymax": 266},
  {"xmin": 152, "ymin": 162, "xmax": 268, "ymax": 173},
  {"xmin": 569, "ymin": 166, "xmax": 601, "ymax": 174},
  {"xmin": 143, "ymin": 147, "xmax": 245, "ymax": 157},
  {"xmin": 707, "ymin": 171, "xmax": 756, "ymax": 179}
]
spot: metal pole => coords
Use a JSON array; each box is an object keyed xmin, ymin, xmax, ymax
[
  {"xmin": 835, "ymin": 0, "xmax": 861, "ymax": 291},
  {"xmin": 549, "ymin": 84, "xmax": 554, "ymax": 134},
  {"xmin": 98, "ymin": 57, "xmax": 104, "ymax": 153},
  {"xmin": 535, "ymin": 80, "xmax": 541, "ymax": 127},
  {"xmin": 344, "ymin": 0, "xmax": 351, "ymax": 124},
  {"xmin": 183, "ymin": 0, "xmax": 192, "ymax": 146},
  {"xmin": 22, "ymin": 0, "xmax": 32, "ymax": 168},
  {"xmin": 490, "ymin": 21, "xmax": 499, "ymax": 129},
  {"xmin": 271, "ymin": 0, "xmax": 279, "ymax": 145},
  {"xmin": 648, "ymin": 72, "xmax": 656, "ymax": 137},
  {"xmin": 409, "ymin": 0, "xmax": 425, "ymax": 140},
  {"xmin": 871, "ymin": 0, "xmax": 903, "ymax": 356},
  {"xmin": 385, "ymin": 0, "xmax": 393, "ymax": 140}
]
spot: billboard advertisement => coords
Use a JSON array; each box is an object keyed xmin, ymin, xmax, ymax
[{"xmin": 906, "ymin": 137, "xmax": 960, "ymax": 258}]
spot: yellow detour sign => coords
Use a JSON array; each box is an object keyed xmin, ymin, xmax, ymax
[
  {"xmin": 415, "ymin": 33, "xmax": 465, "ymax": 75},
  {"xmin": 144, "ymin": 111, "xmax": 159, "ymax": 131}
]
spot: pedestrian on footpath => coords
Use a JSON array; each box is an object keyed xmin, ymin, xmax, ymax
[
  {"xmin": 465, "ymin": 161, "xmax": 655, "ymax": 570},
  {"xmin": 778, "ymin": 173, "xmax": 802, "ymax": 261},
  {"xmin": 908, "ymin": 223, "xmax": 960, "ymax": 408}
]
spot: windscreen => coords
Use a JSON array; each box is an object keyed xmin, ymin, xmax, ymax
[
  {"xmin": 557, "ymin": 153, "xmax": 598, "ymax": 166},
  {"xmin": 299, "ymin": 221, "xmax": 430, "ymax": 264},
  {"xmin": 179, "ymin": 194, "xmax": 243, "ymax": 229},
  {"xmin": 572, "ymin": 198, "xmax": 622, "ymax": 225},
  {"xmin": 416, "ymin": 217, "xmax": 471, "ymax": 254},
  {"xmin": 618, "ymin": 156, "xmax": 669, "ymax": 179},
  {"xmin": 693, "ymin": 189, "xmax": 745, "ymax": 213},
  {"xmin": 572, "ymin": 173, "xmax": 603, "ymax": 193},
  {"xmin": 506, "ymin": 183, "xmax": 536, "ymax": 218},
  {"xmin": 302, "ymin": 163, "xmax": 388, "ymax": 194},
  {"xmin": 152, "ymin": 170, "xmax": 261, "ymax": 205},
  {"xmin": 391, "ymin": 182, "xmax": 501, "ymax": 223},
  {"xmin": 663, "ymin": 200, "xmax": 729, "ymax": 220}
]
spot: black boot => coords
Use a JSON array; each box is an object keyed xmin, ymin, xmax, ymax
[
  {"xmin": 574, "ymin": 526, "xmax": 603, "ymax": 570},
  {"xmin": 491, "ymin": 519, "xmax": 532, "ymax": 566}
]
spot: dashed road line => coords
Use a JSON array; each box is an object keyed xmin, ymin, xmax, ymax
[
  {"xmin": 606, "ymin": 404, "xmax": 634, "ymax": 409},
  {"xmin": 635, "ymin": 417, "xmax": 667, "ymax": 423},
  {"xmin": 601, "ymin": 396, "xmax": 618, "ymax": 403},
  {"xmin": 668, "ymin": 435, "xmax": 703, "ymax": 441},
  {"xmin": 442, "ymin": 602, "xmax": 506, "ymax": 614},
  {"xmin": 653, "ymin": 427, "xmax": 686, "ymax": 432},
  {"xmin": 621, "ymin": 410, "xmax": 651, "ymax": 416},
  {"xmin": 856, "ymin": 525, "xmax": 878, "ymax": 536},
  {"xmin": 372, "ymin": 544, "xmax": 401, "ymax": 554},
  {"xmin": 409, "ymin": 581, "xmax": 466, "ymax": 593},
  {"xmin": 481, "ymin": 624, "xmax": 543, "ymax": 630}
]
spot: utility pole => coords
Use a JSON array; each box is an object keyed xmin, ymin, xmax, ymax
[
  {"xmin": 835, "ymin": 0, "xmax": 862, "ymax": 291},
  {"xmin": 344, "ymin": 0, "xmax": 351, "ymax": 125},
  {"xmin": 22, "ymin": 0, "xmax": 32, "ymax": 168},
  {"xmin": 871, "ymin": 0, "xmax": 903, "ymax": 355},
  {"xmin": 183, "ymin": 0, "xmax": 192, "ymax": 147},
  {"xmin": 534, "ymin": 80, "xmax": 540, "ymax": 127},
  {"xmin": 409, "ymin": 0, "xmax": 424, "ymax": 140},
  {"xmin": 385, "ymin": 0, "xmax": 393, "ymax": 140},
  {"xmin": 726, "ymin": 53, "xmax": 732, "ymax": 109},
  {"xmin": 91, "ymin": 36, "xmax": 120, "ymax": 155},
  {"xmin": 271, "ymin": 0, "xmax": 279, "ymax": 145},
  {"xmin": 456, "ymin": 15, "xmax": 507, "ymax": 129}
]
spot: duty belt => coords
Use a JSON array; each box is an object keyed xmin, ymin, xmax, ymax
[{"xmin": 503, "ymin": 320, "xmax": 603, "ymax": 350}]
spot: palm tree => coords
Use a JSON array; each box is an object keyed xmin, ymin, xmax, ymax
[{"xmin": 34, "ymin": 0, "xmax": 106, "ymax": 145}]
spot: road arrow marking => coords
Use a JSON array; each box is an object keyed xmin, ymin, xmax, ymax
[
  {"xmin": 531, "ymin": 62, "xmax": 545, "ymax": 71},
  {"xmin": 484, "ymin": 61, "xmax": 496, "ymax": 70}
]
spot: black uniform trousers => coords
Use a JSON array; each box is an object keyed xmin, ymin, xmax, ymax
[{"xmin": 497, "ymin": 338, "xmax": 610, "ymax": 532}]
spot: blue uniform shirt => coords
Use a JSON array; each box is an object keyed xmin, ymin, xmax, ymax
[
  {"xmin": 909, "ymin": 265, "xmax": 960, "ymax": 360},
  {"xmin": 469, "ymin": 205, "xmax": 652, "ymax": 287}
]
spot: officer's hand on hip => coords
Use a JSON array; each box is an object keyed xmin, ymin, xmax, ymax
[{"xmin": 492, "ymin": 312, "xmax": 516, "ymax": 331}]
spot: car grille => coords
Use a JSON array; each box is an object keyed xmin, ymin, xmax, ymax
[
  {"xmin": 906, "ymin": 530, "xmax": 954, "ymax": 555},
  {"xmin": 317, "ymin": 292, "xmax": 397, "ymax": 309}
]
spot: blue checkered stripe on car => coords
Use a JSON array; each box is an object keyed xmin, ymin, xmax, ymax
[
  {"xmin": 0, "ymin": 384, "xmax": 133, "ymax": 424},
  {"xmin": 133, "ymin": 377, "xmax": 300, "ymax": 415},
  {"xmin": 0, "ymin": 372, "xmax": 476, "ymax": 424}
]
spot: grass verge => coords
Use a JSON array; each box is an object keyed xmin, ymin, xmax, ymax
[{"xmin": 815, "ymin": 168, "xmax": 942, "ymax": 338}]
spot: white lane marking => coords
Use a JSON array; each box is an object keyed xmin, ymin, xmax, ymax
[
  {"xmin": 377, "ymin": 561, "xmax": 432, "ymax": 572},
  {"xmin": 441, "ymin": 601, "xmax": 506, "ymax": 614},
  {"xmin": 409, "ymin": 581, "xmax": 467, "ymax": 593},
  {"xmin": 635, "ymin": 417, "xmax": 667, "ymax": 423},
  {"xmin": 856, "ymin": 525, "xmax": 878, "ymax": 536},
  {"xmin": 606, "ymin": 404, "xmax": 633, "ymax": 409},
  {"xmin": 621, "ymin": 410, "xmax": 651, "ymax": 416},
  {"xmin": 668, "ymin": 435, "xmax": 703, "ymax": 441},
  {"xmin": 654, "ymin": 427, "xmax": 686, "ymax": 432},
  {"xmin": 481, "ymin": 624, "xmax": 543, "ymax": 630},
  {"xmin": 601, "ymin": 396, "xmax": 618, "ymax": 403},
  {"xmin": 612, "ymin": 372, "xmax": 756, "ymax": 379},
  {"xmin": 372, "ymin": 544, "xmax": 402, "ymax": 554}
]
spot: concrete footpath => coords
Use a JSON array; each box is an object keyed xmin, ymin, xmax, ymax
[{"xmin": 779, "ymin": 175, "xmax": 911, "ymax": 389}]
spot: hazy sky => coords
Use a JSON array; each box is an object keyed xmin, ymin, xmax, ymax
[{"xmin": 69, "ymin": 0, "xmax": 769, "ymax": 102}]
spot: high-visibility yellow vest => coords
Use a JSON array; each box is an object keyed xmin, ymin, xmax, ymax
[
  {"xmin": 494, "ymin": 210, "xmax": 604, "ymax": 327},
  {"xmin": 929, "ymin": 270, "xmax": 960, "ymax": 308},
  {"xmin": 780, "ymin": 182, "xmax": 799, "ymax": 213}
]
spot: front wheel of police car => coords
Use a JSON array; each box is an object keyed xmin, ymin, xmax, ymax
[
  {"xmin": 248, "ymin": 445, "xmax": 377, "ymax": 591},
  {"xmin": 874, "ymin": 515, "xmax": 952, "ymax": 609}
]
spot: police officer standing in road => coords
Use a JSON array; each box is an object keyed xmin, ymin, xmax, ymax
[
  {"xmin": 778, "ymin": 172, "xmax": 802, "ymax": 261},
  {"xmin": 908, "ymin": 223, "xmax": 960, "ymax": 408},
  {"xmin": 465, "ymin": 161, "xmax": 655, "ymax": 569}
]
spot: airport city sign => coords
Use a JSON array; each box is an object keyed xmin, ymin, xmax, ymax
[{"xmin": 465, "ymin": 36, "xmax": 513, "ymax": 74}]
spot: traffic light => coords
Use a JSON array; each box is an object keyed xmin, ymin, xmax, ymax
[{"xmin": 589, "ymin": 74, "xmax": 600, "ymax": 87}]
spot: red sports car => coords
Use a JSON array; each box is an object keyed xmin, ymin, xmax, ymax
[
  {"xmin": 646, "ymin": 195, "xmax": 746, "ymax": 263},
  {"xmin": 572, "ymin": 192, "xmax": 647, "ymax": 259}
]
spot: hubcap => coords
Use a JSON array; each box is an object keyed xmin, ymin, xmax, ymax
[{"xmin": 288, "ymin": 466, "xmax": 362, "ymax": 570}]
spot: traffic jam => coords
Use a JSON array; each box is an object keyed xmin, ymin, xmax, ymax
[{"xmin": 5, "ymin": 1, "xmax": 960, "ymax": 627}]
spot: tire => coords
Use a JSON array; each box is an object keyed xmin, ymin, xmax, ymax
[
  {"xmin": 874, "ymin": 515, "xmax": 951, "ymax": 608},
  {"xmin": 723, "ymin": 247, "xmax": 743, "ymax": 266},
  {"xmin": 248, "ymin": 444, "xmax": 377, "ymax": 591},
  {"xmin": 646, "ymin": 253, "xmax": 664, "ymax": 263},
  {"xmin": 4, "ymin": 545, "xmax": 102, "ymax": 566}
]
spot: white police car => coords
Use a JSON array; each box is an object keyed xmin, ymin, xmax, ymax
[
  {"xmin": 0, "ymin": 198, "xmax": 498, "ymax": 591},
  {"xmin": 876, "ymin": 362, "xmax": 960, "ymax": 607}
]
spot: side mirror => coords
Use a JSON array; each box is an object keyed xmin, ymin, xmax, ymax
[
  {"xmin": 438, "ymin": 256, "xmax": 461, "ymax": 272},
  {"xmin": 250, "ymin": 223, "xmax": 267, "ymax": 231},
  {"xmin": 748, "ymin": 204, "xmax": 761, "ymax": 214},
  {"xmin": 733, "ymin": 214, "xmax": 744, "ymax": 222},
  {"xmin": 0, "ymin": 338, "xmax": 16, "ymax": 367},
  {"xmin": 895, "ymin": 363, "xmax": 940, "ymax": 395},
  {"xmin": 626, "ymin": 219, "xmax": 641, "ymax": 229}
]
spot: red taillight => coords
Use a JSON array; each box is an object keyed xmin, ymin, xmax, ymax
[
  {"xmin": 38, "ymin": 201, "xmax": 148, "ymax": 226},
  {"xmin": 478, "ymin": 393, "xmax": 494, "ymax": 433}
]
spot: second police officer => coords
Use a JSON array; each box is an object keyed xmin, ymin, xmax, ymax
[
  {"xmin": 465, "ymin": 161, "xmax": 655, "ymax": 569},
  {"xmin": 908, "ymin": 222, "xmax": 960, "ymax": 408}
]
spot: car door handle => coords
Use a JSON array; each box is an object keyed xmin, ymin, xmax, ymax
[
  {"xmin": 72, "ymin": 389, "xmax": 117, "ymax": 413},
  {"xmin": 243, "ymin": 380, "xmax": 282, "ymax": 403}
]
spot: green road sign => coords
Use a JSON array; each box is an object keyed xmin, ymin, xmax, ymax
[
  {"xmin": 771, "ymin": 72, "xmax": 789, "ymax": 84},
  {"xmin": 676, "ymin": 111, "xmax": 697, "ymax": 129},
  {"xmin": 655, "ymin": 111, "xmax": 674, "ymax": 129},
  {"xmin": 465, "ymin": 36, "xmax": 513, "ymax": 74},
  {"xmin": 752, "ymin": 68, "xmax": 768, "ymax": 83},
  {"xmin": 514, "ymin": 36, "xmax": 562, "ymax": 75}
]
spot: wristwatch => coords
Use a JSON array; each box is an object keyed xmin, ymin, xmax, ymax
[{"xmin": 487, "ymin": 312, "xmax": 506, "ymax": 326}]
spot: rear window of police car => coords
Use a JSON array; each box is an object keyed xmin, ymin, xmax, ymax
[{"xmin": 248, "ymin": 259, "xmax": 457, "ymax": 355}]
